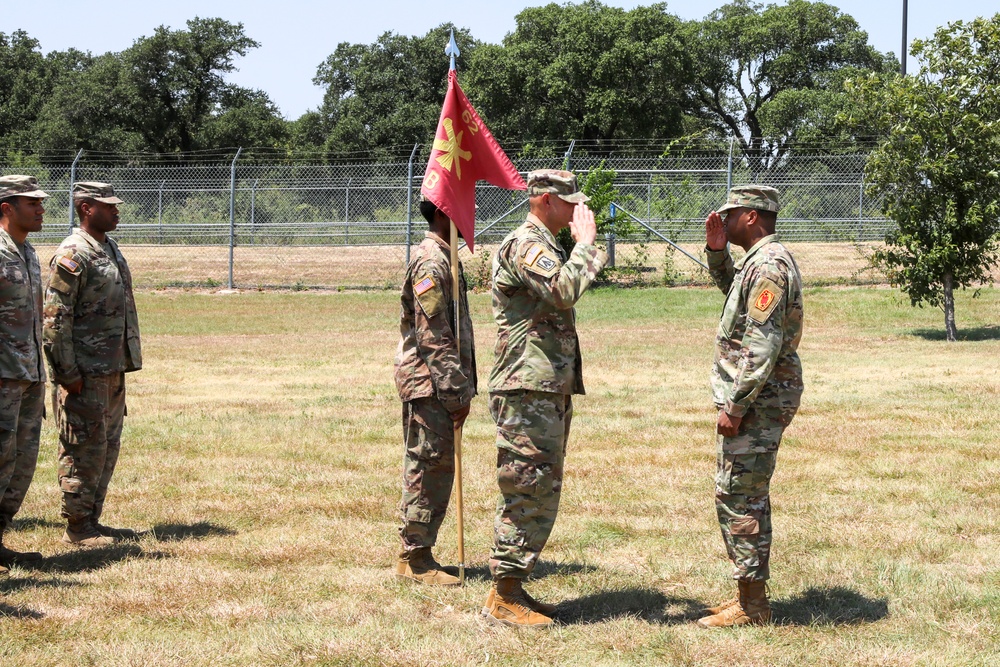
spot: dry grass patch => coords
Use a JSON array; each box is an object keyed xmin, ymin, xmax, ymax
[{"xmin": 0, "ymin": 286, "xmax": 997, "ymax": 665}]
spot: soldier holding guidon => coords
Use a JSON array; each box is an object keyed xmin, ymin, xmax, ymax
[
  {"xmin": 393, "ymin": 198, "xmax": 476, "ymax": 586},
  {"xmin": 43, "ymin": 182, "xmax": 142, "ymax": 547},
  {"xmin": 481, "ymin": 169, "xmax": 607, "ymax": 627},
  {"xmin": 698, "ymin": 185, "xmax": 804, "ymax": 628},
  {"xmin": 0, "ymin": 176, "xmax": 49, "ymax": 570}
]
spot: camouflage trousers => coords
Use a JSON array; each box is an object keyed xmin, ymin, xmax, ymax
[
  {"xmin": 489, "ymin": 391, "xmax": 573, "ymax": 580},
  {"xmin": 54, "ymin": 373, "xmax": 126, "ymax": 524},
  {"xmin": 0, "ymin": 380, "xmax": 44, "ymax": 533},
  {"xmin": 399, "ymin": 397, "xmax": 456, "ymax": 551},
  {"xmin": 715, "ymin": 406, "xmax": 796, "ymax": 582}
]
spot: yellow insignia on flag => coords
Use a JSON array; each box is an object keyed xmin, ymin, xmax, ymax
[{"xmin": 748, "ymin": 277, "xmax": 784, "ymax": 324}]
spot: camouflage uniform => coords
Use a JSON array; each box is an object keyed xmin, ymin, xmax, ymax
[
  {"xmin": 44, "ymin": 216, "xmax": 142, "ymax": 526},
  {"xmin": 0, "ymin": 225, "xmax": 46, "ymax": 534},
  {"xmin": 488, "ymin": 209, "xmax": 606, "ymax": 579},
  {"xmin": 394, "ymin": 233, "xmax": 476, "ymax": 551},
  {"xmin": 708, "ymin": 191, "xmax": 804, "ymax": 581}
]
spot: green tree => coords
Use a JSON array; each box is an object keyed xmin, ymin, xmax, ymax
[
  {"xmin": 686, "ymin": 0, "xmax": 892, "ymax": 173},
  {"xmin": 845, "ymin": 15, "xmax": 1000, "ymax": 341},
  {"xmin": 466, "ymin": 1, "xmax": 692, "ymax": 145},
  {"xmin": 33, "ymin": 17, "xmax": 286, "ymax": 153},
  {"xmin": 311, "ymin": 24, "xmax": 478, "ymax": 155}
]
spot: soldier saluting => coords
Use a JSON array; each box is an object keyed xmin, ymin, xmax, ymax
[{"xmin": 698, "ymin": 185, "xmax": 804, "ymax": 628}]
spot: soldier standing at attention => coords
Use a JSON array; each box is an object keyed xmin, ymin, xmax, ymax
[
  {"xmin": 43, "ymin": 182, "xmax": 142, "ymax": 547},
  {"xmin": 698, "ymin": 185, "xmax": 804, "ymax": 628},
  {"xmin": 393, "ymin": 198, "xmax": 476, "ymax": 586},
  {"xmin": 0, "ymin": 176, "xmax": 49, "ymax": 571},
  {"xmin": 481, "ymin": 169, "xmax": 607, "ymax": 627}
]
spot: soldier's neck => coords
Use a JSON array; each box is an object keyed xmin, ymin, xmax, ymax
[
  {"xmin": 80, "ymin": 222, "xmax": 107, "ymax": 243},
  {"xmin": 0, "ymin": 219, "xmax": 28, "ymax": 244}
]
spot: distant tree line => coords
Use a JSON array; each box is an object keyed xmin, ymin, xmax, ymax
[{"xmin": 1, "ymin": 0, "xmax": 897, "ymax": 164}]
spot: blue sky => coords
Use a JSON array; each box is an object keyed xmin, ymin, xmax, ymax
[{"xmin": 5, "ymin": 0, "xmax": 994, "ymax": 119}]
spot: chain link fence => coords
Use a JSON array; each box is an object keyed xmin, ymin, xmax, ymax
[{"xmin": 3, "ymin": 141, "xmax": 898, "ymax": 289}]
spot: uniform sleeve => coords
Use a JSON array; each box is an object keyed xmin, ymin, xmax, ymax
[
  {"xmin": 514, "ymin": 241, "xmax": 607, "ymax": 310},
  {"xmin": 725, "ymin": 262, "xmax": 789, "ymax": 417},
  {"xmin": 707, "ymin": 247, "xmax": 735, "ymax": 294},
  {"xmin": 42, "ymin": 252, "xmax": 83, "ymax": 386},
  {"xmin": 411, "ymin": 257, "xmax": 473, "ymax": 414}
]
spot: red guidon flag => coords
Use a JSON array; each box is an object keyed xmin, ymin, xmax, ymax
[{"xmin": 421, "ymin": 70, "xmax": 526, "ymax": 252}]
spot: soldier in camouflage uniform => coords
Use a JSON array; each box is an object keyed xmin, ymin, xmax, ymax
[
  {"xmin": 697, "ymin": 185, "xmax": 804, "ymax": 628},
  {"xmin": 393, "ymin": 198, "xmax": 476, "ymax": 587},
  {"xmin": 0, "ymin": 176, "xmax": 49, "ymax": 571},
  {"xmin": 481, "ymin": 169, "xmax": 607, "ymax": 628},
  {"xmin": 43, "ymin": 182, "xmax": 142, "ymax": 548}
]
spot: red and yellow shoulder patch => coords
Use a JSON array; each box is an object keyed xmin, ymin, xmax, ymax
[
  {"xmin": 754, "ymin": 289, "xmax": 775, "ymax": 312},
  {"xmin": 747, "ymin": 277, "xmax": 784, "ymax": 324}
]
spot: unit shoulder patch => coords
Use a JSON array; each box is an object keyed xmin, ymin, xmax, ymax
[
  {"xmin": 521, "ymin": 243, "xmax": 560, "ymax": 278},
  {"xmin": 747, "ymin": 276, "xmax": 784, "ymax": 325}
]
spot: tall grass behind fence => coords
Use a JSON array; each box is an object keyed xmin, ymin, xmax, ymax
[{"xmin": 2, "ymin": 141, "xmax": 894, "ymax": 289}]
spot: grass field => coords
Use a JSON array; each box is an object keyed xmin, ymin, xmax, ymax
[{"xmin": 1, "ymin": 285, "xmax": 998, "ymax": 666}]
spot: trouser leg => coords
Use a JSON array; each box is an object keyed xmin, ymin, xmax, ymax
[
  {"xmin": 0, "ymin": 381, "xmax": 44, "ymax": 528},
  {"xmin": 489, "ymin": 391, "xmax": 572, "ymax": 580},
  {"xmin": 714, "ymin": 408, "xmax": 788, "ymax": 582},
  {"xmin": 56, "ymin": 377, "xmax": 110, "ymax": 523},
  {"xmin": 93, "ymin": 373, "xmax": 126, "ymax": 523},
  {"xmin": 398, "ymin": 398, "xmax": 455, "ymax": 551}
]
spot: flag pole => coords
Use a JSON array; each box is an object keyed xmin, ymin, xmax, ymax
[{"xmin": 445, "ymin": 29, "xmax": 466, "ymax": 587}]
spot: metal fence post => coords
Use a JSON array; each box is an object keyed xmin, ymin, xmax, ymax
[
  {"xmin": 250, "ymin": 178, "xmax": 259, "ymax": 246},
  {"xmin": 157, "ymin": 180, "xmax": 165, "ymax": 244},
  {"xmin": 726, "ymin": 138, "xmax": 734, "ymax": 191},
  {"xmin": 405, "ymin": 143, "xmax": 419, "ymax": 266},
  {"xmin": 858, "ymin": 172, "xmax": 865, "ymax": 241},
  {"xmin": 68, "ymin": 149, "xmax": 83, "ymax": 232},
  {"xmin": 607, "ymin": 203, "xmax": 616, "ymax": 268},
  {"xmin": 228, "ymin": 147, "xmax": 242, "ymax": 289},
  {"xmin": 344, "ymin": 178, "xmax": 351, "ymax": 245},
  {"xmin": 564, "ymin": 140, "xmax": 576, "ymax": 171}
]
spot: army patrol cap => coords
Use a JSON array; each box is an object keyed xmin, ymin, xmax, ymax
[
  {"xmin": 0, "ymin": 175, "xmax": 49, "ymax": 201},
  {"xmin": 526, "ymin": 169, "xmax": 590, "ymax": 204},
  {"xmin": 717, "ymin": 185, "xmax": 780, "ymax": 214},
  {"xmin": 73, "ymin": 181, "xmax": 124, "ymax": 204}
]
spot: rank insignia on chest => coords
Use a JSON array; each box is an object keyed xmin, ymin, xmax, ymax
[
  {"xmin": 414, "ymin": 275, "xmax": 436, "ymax": 296},
  {"xmin": 57, "ymin": 256, "xmax": 80, "ymax": 273}
]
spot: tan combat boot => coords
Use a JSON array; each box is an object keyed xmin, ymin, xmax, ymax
[
  {"xmin": 481, "ymin": 583, "xmax": 558, "ymax": 617},
  {"xmin": 702, "ymin": 589, "xmax": 739, "ymax": 616},
  {"xmin": 62, "ymin": 521, "xmax": 116, "ymax": 548},
  {"xmin": 93, "ymin": 522, "xmax": 139, "ymax": 541},
  {"xmin": 482, "ymin": 577, "xmax": 554, "ymax": 627},
  {"xmin": 395, "ymin": 548, "xmax": 460, "ymax": 586},
  {"xmin": 697, "ymin": 580, "xmax": 771, "ymax": 628}
]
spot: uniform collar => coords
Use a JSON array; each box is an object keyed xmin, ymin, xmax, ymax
[
  {"xmin": 526, "ymin": 213, "xmax": 559, "ymax": 248},
  {"xmin": 75, "ymin": 227, "xmax": 112, "ymax": 254},
  {"xmin": 425, "ymin": 231, "xmax": 451, "ymax": 252},
  {"xmin": 735, "ymin": 234, "xmax": 778, "ymax": 270},
  {"xmin": 0, "ymin": 227, "xmax": 28, "ymax": 262}
]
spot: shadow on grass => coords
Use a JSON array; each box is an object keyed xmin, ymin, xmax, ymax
[
  {"xmin": 911, "ymin": 325, "xmax": 1000, "ymax": 341},
  {"xmin": 149, "ymin": 521, "xmax": 236, "ymax": 542},
  {"xmin": 37, "ymin": 543, "xmax": 166, "ymax": 573},
  {"xmin": 0, "ymin": 602, "xmax": 44, "ymax": 619},
  {"xmin": 557, "ymin": 588, "xmax": 704, "ymax": 625},
  {"xmin": 460, "ymin": 561, "xmax": 598, "ymax": 584},
  {"xmin": 773, "ymin": 586, "xmax": 889, "ymax": 626},
  {"xmin": 7, "ymin": 516, "xmax": 64, "ymax": 530}
]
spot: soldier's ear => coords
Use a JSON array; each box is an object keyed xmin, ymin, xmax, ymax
[{"xmin": 746, "ymin": 209, "xmax": 759, "ymax": 226}]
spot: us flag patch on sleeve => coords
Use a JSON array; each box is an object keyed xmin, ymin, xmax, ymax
[
  {"xmin": 57, "ymin": 256, "xmax": 81, "ymax": 274},
  {"xmin": 414, "ymin": 275, "xmax": 435, "ymax": 296}
]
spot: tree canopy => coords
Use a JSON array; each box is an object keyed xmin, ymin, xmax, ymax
[
  {"xmin": 846, "ymin": 14, "xmax": 1000, "ymax": 341},
  {"xmin": 685, "ymin": 0, "xmax": 894, "ymax": 171}
]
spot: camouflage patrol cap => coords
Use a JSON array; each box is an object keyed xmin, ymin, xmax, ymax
[
  {"xmin": 717, "ymin": 185, "xmax": 780, "ymax": 214},
  {"xmin": 526, "ymin": 169, "xmax": 590, "ymax": 204},
  {"xmin": 0, "ymin": 175, "xmax": 49, "ymax": 201},
  {"xmin": 73, "ymin": 181, "xmax": 124, "ymax": 204}
]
